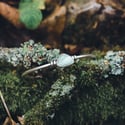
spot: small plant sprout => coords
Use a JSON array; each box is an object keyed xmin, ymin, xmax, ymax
[{"xmin": 22, "ymin": 53, "xmax": 95, "ymax": 76}]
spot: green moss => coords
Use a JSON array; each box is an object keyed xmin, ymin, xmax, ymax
[{"xmin": 0, "ymin": 41, "xmax": 125, "ymax": 125}]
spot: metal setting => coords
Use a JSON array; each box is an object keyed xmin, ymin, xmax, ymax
[{"xmin": 22, "ymin": 54, "xmax": 95, "ymax": 76}]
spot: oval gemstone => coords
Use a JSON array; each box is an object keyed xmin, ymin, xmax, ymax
[{"xmin": 57, "ymin": 54, "xmax": 74, "ymax": 68}]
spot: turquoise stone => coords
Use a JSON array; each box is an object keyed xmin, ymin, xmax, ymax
[{"xmin": 57, "ymin": 54, "xmax": 74, "ymax": 68}]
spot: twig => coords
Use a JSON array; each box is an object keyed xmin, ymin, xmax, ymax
[{"xmin": 0, "ymin": 90, "xmax": 12, "ymax": 119}]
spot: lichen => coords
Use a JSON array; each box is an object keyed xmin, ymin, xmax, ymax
[
  {"xmin": 0, "ymin": 40, "xmax": 60, "ymax": 68},
  {"xmin": 100, "ymin": 51, "xmax": 125, "ymax": 77},
  {"xmin": 0, "ymin": 40, "xmax": 125, "ymax": 125}
]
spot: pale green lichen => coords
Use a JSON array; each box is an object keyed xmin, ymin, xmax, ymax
[
  {"xmin": 24, "ymin": 74, "xmax": 76, "ymax": 124},
  {"xmin": 0, "ymin": 42, "xmax": 125, "ymax": 125},
  {"xmin": 101, "ymin": 51, "xmax": 125, "ymax": 76},
  {"xmin": 0, "ymin": 40, "xmax": 60, "ymax": 68},
  {"xmin": 0, "ymin": 41, "xmax": 125, "ymax": 77}
]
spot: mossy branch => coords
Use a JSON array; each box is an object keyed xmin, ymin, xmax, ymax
[
  {"xmin": 0, "ymin": 41, "xmax": 125, "ymax": 125},
  {"xmin": 24, "ymin": 75, "xmax": 75, "ymax": 124}
]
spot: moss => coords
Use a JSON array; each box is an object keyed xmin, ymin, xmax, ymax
[{"xmin": 0, "ymin": 41, "xmax": 125, "ymax": 125}]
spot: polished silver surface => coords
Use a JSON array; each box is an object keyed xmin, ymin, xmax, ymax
[{"xmin": 22, "ymin": 54, "xmax": 95, "ymax": 76}]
